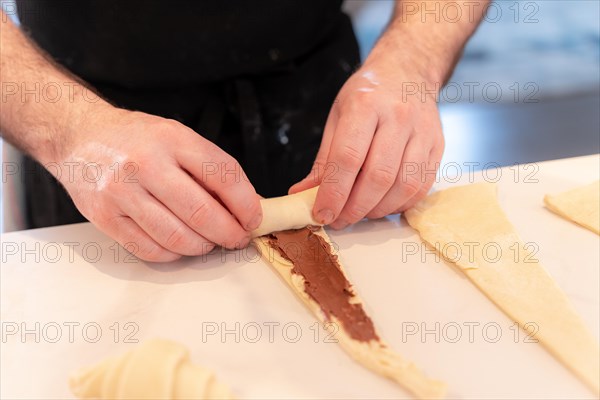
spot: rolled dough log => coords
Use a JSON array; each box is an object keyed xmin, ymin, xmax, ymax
[
  {"xmin": 254, "ymin": 229, "xmax": 446, "ymax": 399},
  {"xmin": 70, "ymin": 339, "xmax": 235, "ymax": 399},
  {"xmin": 405, "ymin": 182, "xmax": 600, "ymax": 396},
  {"xmin": 251, "ymin": 186, "xmax": 322, "ymax": 237},
  {"xmin": 544, "ymin": 180, "xmax": 600, "ymax": 235}
]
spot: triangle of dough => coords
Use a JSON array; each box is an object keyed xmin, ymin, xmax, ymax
[
  {"xmin": 254, "ymin": 228, "xmax": 446, "ymax": 399},
  {"xmin": 545, "ymin": 180, "xmax": 600, "ymax": 235},
  {"xmin": 405, "ymin": 183, "xmax": 599, "ymax": 396}
]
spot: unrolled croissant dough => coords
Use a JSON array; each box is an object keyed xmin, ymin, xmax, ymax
[
  {"xmin": 404, "ymin": 182, "xmax": 600, "ymax": 396},
  {"xmin": 544, "ymin": 180, "xmax": 600, "ymax": 235},
  {"xmin": 70, "ymin": 339, "xmax": 235, "ymax": 399},
  {"xmin": 254, "ymin": 229, "xmax": 446, "ymax": 399},
  {"xmin": 251, "ymin": 186, "xmax": 322, "ymax": 237}
]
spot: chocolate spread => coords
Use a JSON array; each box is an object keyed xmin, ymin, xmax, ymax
[{"xmin": 267, "ymin": 227, "xmax": 378, "ymax": 342}]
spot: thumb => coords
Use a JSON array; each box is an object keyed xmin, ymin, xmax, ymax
[{"xmin": 288, "ymin": 168, "xmax": 321, "ymax": 194}]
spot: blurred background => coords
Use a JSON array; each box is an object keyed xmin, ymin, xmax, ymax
[
  {"xmin": 2, "ymin": 0, "xmax": 599, "ymax": 232},
  {"xmin": 344, "ymin": 0, "xmax": 600, "ymax": 166}
]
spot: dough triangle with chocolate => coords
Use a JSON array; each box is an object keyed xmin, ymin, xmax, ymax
[{"xmin": 254, "ymin": 227, "xmax": 446, "ymax": 399}]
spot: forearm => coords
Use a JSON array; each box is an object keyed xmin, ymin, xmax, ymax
[
  {"xmin": 0, "ymin": 11, "xmax": 111, "ymax": 164},
  {"xmin": 365, "ymin": 0, "xmax": 489, "ymax": 85}
]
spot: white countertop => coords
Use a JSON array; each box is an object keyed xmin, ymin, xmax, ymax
[{"xmin": 1, "ymin": 155, "xmax": 599, "ymax": 399}]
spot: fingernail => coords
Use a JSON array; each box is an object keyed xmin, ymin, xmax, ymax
[
  {"xmin": 246, "ymin": 213, "xmax": 262, "ymax": 231},
  {"xmin": 330, "ymin": 219, "xmax": 349, "ymax": 230},
  {"xmin": 238, "ymin": 237, "xmax": 251, "ymax": 249},
  {"xmin": 316, "ymin": 208, "xmax": 334, "ymax": 225},
  {"xmin": 336, "ymin": 220, "xmax": 349, "ymax": 230}
]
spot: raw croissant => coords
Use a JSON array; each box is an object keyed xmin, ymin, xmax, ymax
[{"xmin": 70, "ymin": 339, "xmax": 235, "ymax": 399}]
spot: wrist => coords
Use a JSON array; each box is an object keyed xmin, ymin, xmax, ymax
[
  {"xmin": 364, "ymin": 30, "xmax": 453, "ymax": 90},
  {"xmin": 33, "ymin": 100, "xmax": 115, "ymax": 168}
]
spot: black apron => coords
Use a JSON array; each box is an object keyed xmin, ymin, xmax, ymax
[{"xmin": 16, "ymin": 0, "xmax": 360, "ymax": 228}]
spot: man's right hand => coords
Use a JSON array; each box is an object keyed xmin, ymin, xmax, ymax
[
  {"xmin": 54, "ymin": 106, "xmax": 263, "ymax": 262},
  {"xmin": 1, "ymin": 11, "xmax": 261, "ymax": 261}
]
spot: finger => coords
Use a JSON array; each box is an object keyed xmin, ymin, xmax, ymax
[
  {"xmin": 177, "ymin": 142, "xmax": 262, "ymax": 232},
  {"xmin": 120, "ymin": 187, "xmax": 225, "ymax": 254},
  {"xmin": 398, "ymin": 141, "xmax": 444, "ymax": 212},
  {"xmin": 312, "ymin": 110, "xmax": 378, "ymax": 224},
  {"xmin": 139, "ymin": 168, "xmax": 252, "ymax": 249},
  {"xmin": 330, "ymin": 121, "xmax": 407, "ymax": 229},
  {"xmin": 97, "ymin": 214, "xmax": 184, "ymax": 262},
  {"xmin": 289, "ymin": 103, "xmax": 339, "ymax": 194},
  {"xmin": 366, "ymin": 136, "xmax": 430, "ymax": 218}
]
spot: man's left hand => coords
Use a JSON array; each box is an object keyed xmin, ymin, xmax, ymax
[{"xmin": 290, "ymin": 56, "xmax": 444, "ymax": 229}]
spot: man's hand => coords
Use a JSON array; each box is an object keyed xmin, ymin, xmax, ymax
[
  {"xmin": 1, "ymin": 13, "xmax": 261, "ymax": 262},
  {"xmin": 290, "ymin": 1, "xmax": 488, "ymax": 228},
  {"xmin": 290, "ymin": 60, "xmax": 443, "ymax": 229},
  {"xmin": 56, "ymin": 106, "xmax": 262, "ymax": 262}
]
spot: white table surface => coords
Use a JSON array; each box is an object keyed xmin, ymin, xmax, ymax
[{"xmin": 1, "ymin": 155, "xmax": 599, "ymax": 399}]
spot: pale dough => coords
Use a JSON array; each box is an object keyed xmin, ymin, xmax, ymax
[
  {"xmin": 70, "ymin": 339, "xmax": 235, "ymax": 399},
  {"xmin": 544, "ymin": 180, "xmax": 600, "ymax": 235},
  {"xmin": 254, "ymin": 229, "xmax": 447, "ymax": 399},
  {"xmin": 405, "ymin": 182, "xmax": 600, "ymax": 396},
  {"xmin": 251, "ymin": 186, "xmax": 322, "ymax": 237}
]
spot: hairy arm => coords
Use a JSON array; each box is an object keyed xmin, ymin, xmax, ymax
[
  {"xmin": 0, "ymin": 11, "xmax": 110, "ymax": 164},
  {"xmin": 374, "ymin": 0, "xmax": 490, "ymax": 86}
]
